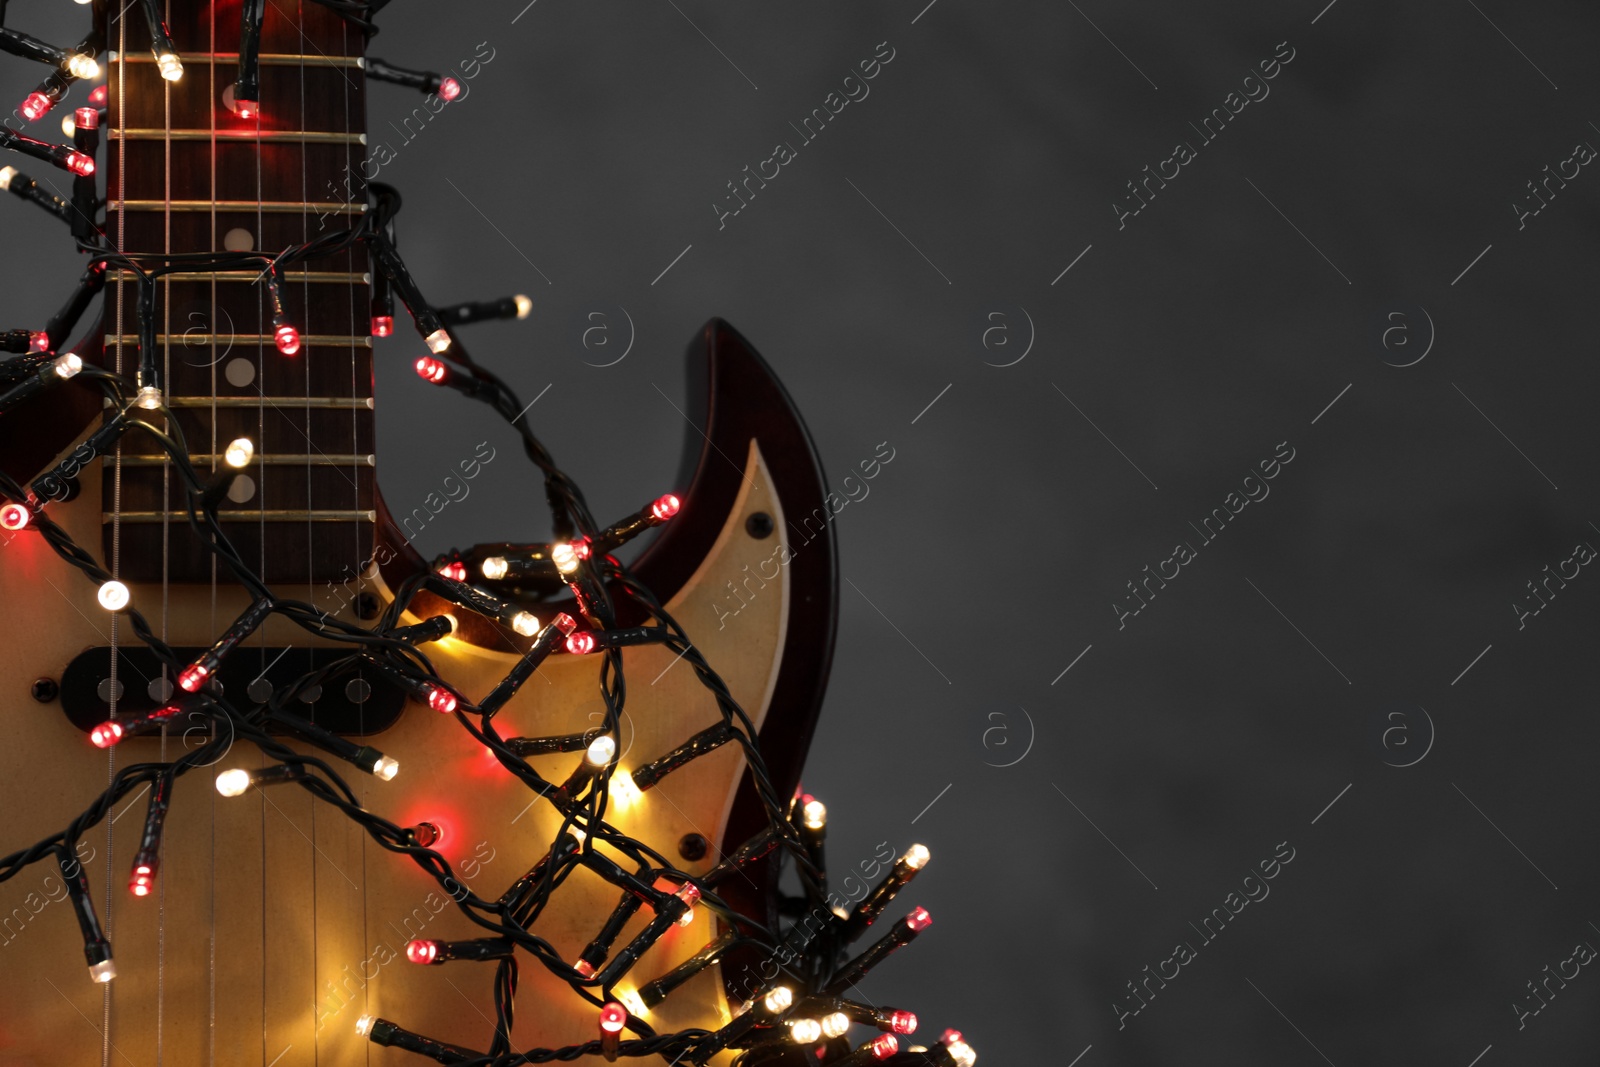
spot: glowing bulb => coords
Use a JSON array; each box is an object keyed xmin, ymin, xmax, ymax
[
  {"xmin": 88, "ymin": 959, "xmax": 116, "ymax": 983},
  {"xmin": 53, "ymin": 353, "xmax": 82, "ymax": 378},
  {"xmin": 215, "ymin": 769, "xmax": 251, "ymax": 797},
  {"xmin": 904, "ymin": 844, "xmax": 930, "ymax": 870},
  {"xmin": 0, "ymin": 166, "xmax": 15, "ymax": 190},
  {"xmin": 802, "ymin": 799, "xmax": 827, "ymax": 830},
  {"xmin": 565, "ymin": 631, "xmax": 596, "ymax": 656},
  {"xmin": 574, "ymin": 958, "xmax": 596, "ymax": 978},
  {"xmin": 0, "ymin": 503, "xmax": 30, "ymax": 531},
  {"xmin": 411, "ymin": 821, "xmax": 441, "ymax": 847},
  {"xmin": 135, "ymin": 385, "xmax": 162, "ymax": 409},
  {"xmin": 510, "ymin": 611, "xmax": 540, "ymax": 637},
  {"xmin": 157, "ymin": 53, "xmax": 184, "ymax": 82},
  {"xmin": 74, "ymin": 107, "xmax": 97, "ymax": 130},
  {"xmin": 585, "ymin": 735, "xmax": 615, "ymax": 767},
  {"xmin": 609, "ymin": 769, "xmax": 642, "ymax": 808},
  {"xmin": 762, "ymin": 986, "xmax": 793, "ymax": 1014},
  {"xmin": 480, "ymin": 556, "xmax": 508, "ymax": 580},
  {"xmin": 425, "ymin": 328, "xmax": 451, "ymax": 353},
  {"xmin": 426, "ymin": 684, "xmax": 458, "ymax": 714},
  {"xmin": 414, "ymin": 355, "xmax": 447, "ymax": 383},
  {"xmin": 437, "ymin": 560, "xmax": 466, "ymax": 581},
  {"xmin": 235, "ymin": 98, "xmax": 258, "ymax": 119},
  {"xmin": 372, "ymin": 755, "xmax": 399, "ymax": 781},
  {"xmin": 88, "ymin": 84, "xmax": 107, "ymax": 106},
  {"xmin": 129, "ymin": 864, "xmax": 154, "ymax": 897},
  {"xmin": 370, "ymin": 314, "xmax": 394, "ymax": 337},
  {"xmin": 224, "ymin": 438, "xmax": 254, "ymax": 468},
  {"xmin": 889, "ymin": 1010, "xmax": 917, "ymax": 1035},
  {"xmin": 20, "ymin": 93, "xmax": 51, "ymax": 122},
  {"xmin": 788, "ymin": 1018, "xmax": 822, "ymax": 1044},
  {"xmin": 274, "ymin": 324, "xmax": 300, "ymax": 356},
  {"xmin": 599, "ymin": 1002, "xmax": 627, "ymax": 1034},
  {"xmin": 618, "ymin": 988, "xmax": 647, "ymax": 1018},
  {"xmin": 870, "ymin": 1034, "xmax": 899, "ymax": 1059},
  {"xmin": 176, "ymin": 663, "xmax": 208, "ymax": 693},
  {"xmin": 651, "ymin": 493, "xmax": 681, "ymax": 521},
  {"xmin": 513, "ymin": 294, "xmax": 532, "ymax": 318},
  {"xmin": 405, "ymin": 939, "xmax": 438, "ymax": 964},
  {"xmin": 28, "ymin": 331, "xmax": 49, "ymax": 352},
  {"xmin": 97, "ymin": 580, "xmax": 130, "ymax": 611},
  {"xmin": 438, "ymin": 77, "xmax": 462, "ymax": 102},
  {"xmin": 89, "ymin": 721, "xmax": 123, "ymax": 748},
  {"xmin": 905, "ymin": 906, "xmax": 932, "ymax": 932},
  {"xmin": 67, "ymin": 54, "xmax": 100, "ymax": 80},
  {"xmin": 945, "ymin": 1038, "xmax": 976, "ymax": 1067},
  {"xmin": 60, "ymin": 114, "xmax": 75, "ymax": 136},
  {"xmin": 65, "ymin": 151, "xmax": 94, "ymax": 177},
  {"xmin": 355, "ymin": 1014, "xmax": 376, "ymax": 1037},
  {"xmin": 551, "ymin": 542, "xmax": 579, "ymax": 574},
  {"xmin": 821, "ymin": 1012, "xmax": 850, "ymax": 1039}
]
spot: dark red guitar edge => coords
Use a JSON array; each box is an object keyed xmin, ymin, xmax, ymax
[{"xmin": 377, "ymin": 319, "xmax": 840, "ymax": 982}]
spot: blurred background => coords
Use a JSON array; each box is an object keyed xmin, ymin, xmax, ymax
[{"xmin": 5, "ymin": 1, "xmax": 1600, "ymax": 1063}]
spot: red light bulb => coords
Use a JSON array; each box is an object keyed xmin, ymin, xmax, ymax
[
  {"xmin": 89, "ymin": 85, "xmax": 108, "ymax": 107},
  {"xmin": 870, "ymin": 1034, "xmax": 898, "ymax": 1059},
  {"xmin": 65, "ymin": 152, "xmax": 94, "ymax": 177},
  {"xmin": 573, "ymin": 538, "xmax": 592, "ymax": 561},
  {"xmin": 598, "ymin": 1002, "xmax": 627, "ymax": 1034},
  {"xmin": 405, "ymin": 939, "xmax": 438, "ymax": 965},
  {"xmin": 90, "ymin": 721, "xmax": 124, "ymax": 748},
  {"xmin": 235, "ymin": 98, "xmax": 258, "ymax": 119},
  {"xmin": 565, "ymin": 631, "xmax": 596, "ymax": 655},
  {"xmin": 177, "ymin": 663, "xmax": 209, "ymax": 693},
  {"xmin": 411, "ymin": 821, "xmax": 442, "ymax": 848},
  {"xmin": 0, "ymin": 503, "xmax": 30, "ymax": 531},
  {"xmin": 129, "ymin": 864, "xmax": 155, "ymax": 897},
  {"xmin": 274, "ymin": 324, "xmax": 300, "ymax": 356},
  {"xmin": 74, "ymin": 107, "xmax": 97, "ymax": 131},
  {"xmin": 438, "ymin": 77, "xmax": 462, "ymax": 102},
  {"xmin": 20, "ymin": 93, "xmax": 51, "ymax": 122},
  {"xmin": 437, "ymin": 560, "xmax": 466, "ymax": 581},
  {"xmin": 425, "ymin": 684, "xmax": 458, "ymax": 714},
  {"xmin": 905, "ymin": 906, "xmax": 932, "ymax": 932},
  {"xmin": 939, "ymin": 1030, "xmax": 962, "ymax": 1045},
  {"xmin": 889, "ymin": 1011, "xmax": 917, "ymax": 1035},
  {"xmin": 370, "ymin": 315, "xmax": 393, "ymax": 337},
  {"xmin": 415, "ymin": 356, "xmax": 447, "ymax": 383},
  {"xmin": 28, "ymin": 331, "xmax": 48, "ymax": 352},
  {"xmin": 651, "ymin": 493, "xmax": 681, "ymax": 521}
]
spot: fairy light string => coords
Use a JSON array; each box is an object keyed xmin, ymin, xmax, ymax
[{"xmin": 0, "ymin": 3, "xmax": 971, "ymax": 1065}]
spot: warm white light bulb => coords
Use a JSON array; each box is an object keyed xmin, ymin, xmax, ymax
[
  {"xmin": 585, "ymin": 735, "xmax": 616, "ymax": 767},
  {"xmin": 60, "ymin": 114, "xmax": 76, "ymax": 137},
  {"xmin": 762, "ymin": 986, "xmax": 793, "ymax": 1015},
  {"xmin": 97, "ymin": 580, "xmax": 130, "ymax": 611},
  {"xmin": 904, "ymin": 843, "xmax": 930, "ymax": 870},
  {"xmin": 53, "ymin": 353, "xmax": 83, "ymax": 379},
  {"xmin": 551, "ymin": 542, "xmax": 579, "ymax": 574},
  {"xmin": 788, "ymin": 1018, "xmax": 822, "ymax": 1044},
  {"xmin": 67, "ymin": 54, "xmax": 100, "ymax": 80},
  {"xmin": 135, "ymin": 385, "xmax": 162, "ymax": 409},
  {"xmin": 371, "ymin": 756, "xmax": 399, "ymax": 781},
  {"xmin": 355, "ymin": 1014, "xmax": 376, "ymax": 1037},
  {"xmin": 947, "ymin": 1039, "xmax": 977, "ymax": 1067},
  {"xmin": 511, "ymin": 611, "xmax": 539, "ymax": 637},
  {"xmin": 480, "ymin": 556, "xmax": 508, "ymax": 580},
  {"xmin": 223, "ymin": 437, "xmax": 254, "ymax": 468},
  {"xmin": 88, "ymin": 959, "xmax": 116, "ymax": 983},
  {"xmin": 618, "ymin": 988, "xmax": 647, "ymax": 1018},
  {"xmin": 802, "ymin": 799, "xmax": 827, "ymax": 830},
  {"xmin": 215, "ymin": 769, "xmax": 251, "ymax": 797},
  {"xmin": 425, "ymin": 328, "xmax": 451, "ymax": 353},
  {"xmin": 0, "ymin": 166, "xmax": 15, "ymax": 191},
  {"xmin": 513, "ymin": 294, "xmax": 532, "ymax": 319},
  {"xmin": 157, "ymin": 53, "xmax": 183, "ymax": 82},
  {"xmin": 609, "ymin": 769, "xmax": 642, "ymax": 808},
  {"xmin": 821, "ymin": 1012, "xmax": 850, "ymax": 1039}
]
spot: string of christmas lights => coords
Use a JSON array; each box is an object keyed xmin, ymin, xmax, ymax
[{"xmin": 0, "ymin": 3, "xmax": 974, "ymax": 1064}]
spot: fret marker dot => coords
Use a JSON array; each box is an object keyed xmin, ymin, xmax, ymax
[
  {"xmin": 224, "ymin": 228, "xmax": 253, "ymax": 252},
  {"xmin": 225, "ymin": 357, "xmax": 255, "ymax": 387},
  {"xmin": 227, "ymin": 475, "xmax": 256, "ymax": 503}
]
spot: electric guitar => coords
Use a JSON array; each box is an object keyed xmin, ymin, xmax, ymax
[{"xmin": 0, "ymin": 3, "xmax": 837, "ymax": 1063}]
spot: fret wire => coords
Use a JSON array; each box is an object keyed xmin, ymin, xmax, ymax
[
  {"xmin": 109, "ymin": 52, "xmax": 362, "ymax": 68},
  {"xmin": 109, "ymin": 201, "xmax": 368, "ymax": 214},
  {"xmin": 163, "ymin": 396, "xmax": 374, "ymax": 408},
  {"xmin": 105, "ymin": 334, "xmax": 373, "ymax": 347},
  {"xmin": 106, "ymin": 511, "xmax": 377, "ymax": 523},
  {"xmin": 110, "ymin": 130, "xmax": 366, "ymax": 144},
  {"xmin": 109, "ymin": 270, "xmax": 370, "ymax": 283},
  {"xmin": 119, "ymin": 454, "xmax": 376, "ymax": 466}
]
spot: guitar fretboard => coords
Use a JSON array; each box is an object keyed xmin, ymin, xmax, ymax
[{"xmin": 102, "ymin": 2, "xmax": 375, "ymax": 584}]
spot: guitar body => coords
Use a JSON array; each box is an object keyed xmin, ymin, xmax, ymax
[{"xmin": 0, "ymin": 0, "xmax": 838, "ymax": 1055}]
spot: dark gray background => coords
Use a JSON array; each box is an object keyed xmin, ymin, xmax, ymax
[{"xmin": 5, "ymin": 1, "xmax": 1600, "ymax": 1063}]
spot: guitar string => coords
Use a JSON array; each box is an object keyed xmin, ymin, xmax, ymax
[
  {"xmin": 158, "ymin": 0, "xmax": 174, "ymax": 1057},
  {"xmin": 253, "ymin": 13, "xmax": 268, "ymax": 1064},
  {"xmin": 206, "ymin": 0, "xmax": 219, "ymax": 1062},
  {"xmin": 106, "ymin": 6, "xmax": 129, "ymax": 1065}
]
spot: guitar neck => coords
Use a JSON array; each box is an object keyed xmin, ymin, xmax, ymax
[{"xmin": 102, "ymin": 2, "xmax": 375, "ymax": 584}]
